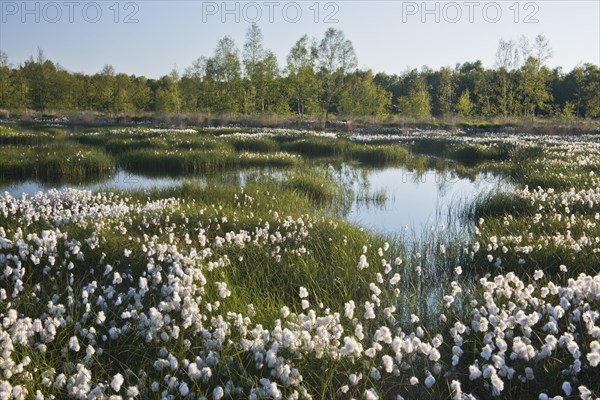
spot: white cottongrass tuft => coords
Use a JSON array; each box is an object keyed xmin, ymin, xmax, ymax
[{"xmin": 111, "ymin": 373, "xmax": 124, "ymax": 392}]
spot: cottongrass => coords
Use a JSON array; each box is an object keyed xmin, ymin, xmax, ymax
[
  {"xmin": 0, "ymin": 188, "xmax": 599, "ymax": 399},
  {"xmin": 2, "ymin": 129, "xmax": 600, "ymax": 398}
]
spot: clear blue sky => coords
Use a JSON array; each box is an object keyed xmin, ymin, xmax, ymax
[{"xmin": 1, "ymin": 1, "xmax": 598, "ymax": 78}]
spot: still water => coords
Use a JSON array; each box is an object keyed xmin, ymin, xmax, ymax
[
  {"xmin": 0, "ymin": 165, "xmax": 507, "ymax": 236},
  {"xmin": 342, "ymin": 166, "xmax": 505, "ymax": 235}
]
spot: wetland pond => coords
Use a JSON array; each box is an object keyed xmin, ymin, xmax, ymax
[{"xmin": 0, "ymin": 163, "xmax": 508, "ymax": 236}]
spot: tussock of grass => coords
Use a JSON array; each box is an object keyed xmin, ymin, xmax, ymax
[
  {"xmin": 120, "ymin": 148, "xmax": 237, "ymax": 175},
  {"xmin": 224, "ymin": 136, "xmax": 279, "ymax": 153},
  {"xmin": 281, "ymin": 137, "xmax": 346, "ymax": 158},
  {"xmin": 237, "ymin": 152, "xmax": 300, "ymax": 167},
  {"xmin": 281, "ymin": 170, "xmax": 345, "ymax": 204},
  {"xmin": 409, "ymin": 138, "xmax": 511, "ymax": 165},
  {"xmin": 0, "ymin": 126, "xmax": 56, "ymax": 145},
  {"xmin": 120, "ymin": 148, "xmax": 300, "ymax": 175},
  {"xmin": 0, "ymin": 143, "xmax": 114, "ymax": 182},
  {"xmin": 469, "ymin": 191, "xmax": 534, "ymax": 219},
  {"xmin": 447, "ymin": 143, "xmax": 509, "ymax": 165},
  {"xmin": 349, "ymin": 143, "xmax": 411, "ymax": 165}
]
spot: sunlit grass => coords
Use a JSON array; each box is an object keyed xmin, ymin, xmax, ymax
[
  {"xmin": 3, "ymin": 126, "xmax": 600, "ymax": 398},
  {"xmin": 0, "ymin": 142, "xmax": 114, "ymax": 182}
]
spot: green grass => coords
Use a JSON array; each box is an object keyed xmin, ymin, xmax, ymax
[
  {"xmin": 468, "ymin": 191, "xmax": 535, "ymax": 219},
  {"xmin": 0, "ymin": 142, "xmax": 115, "ymax": 182},
  {"xmin": 408, "ymin": 138, "xmax": 511, "ymax": 165},
  {"xmin": 4, "ymin": 125, "xmax": 600, "ymax": 399},
  {"xmin": 279, "ymin": 137, "xmax": 413, "ymax": 166},
  {"xmin": 281, "ymin": 170, "xmax": 347, "ymax": 204},
  {"xmin": 86, "ymin": 178, "xmax": 390, "ymax": 319},
  {"xmin": 447, "ymin": 143, "xmax": 509, "ymax": 164},
  {"xmin": 119, "ymin": 148, "xmax": 300, "ymax": 175},
  {"xmin": 349, "ymin": 143, "xmax": 411, "ymax": 165},
  {"xmin": 119, "ymin": 147, "xmax": 237, "ymax": 175},
  {"xmin": 237, "ymin": 151, "xmax": 301, "ymax": 167},
  {"xmin": 0, "ymin": 124, "xmax": 58, "ymax": 145},
  {"xmin": 281, "ymin": 136, "xmax": 347, "ymax": 158},
  {"xmin": 222, "ymin": 136, "xmax": 280, "ymax": 153}
]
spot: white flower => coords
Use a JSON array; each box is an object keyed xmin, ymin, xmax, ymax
[
  {"xmin": 213, "ymin": 386, "xmax": 224, "ymax": 400},
  {"xmin": 370, "ymin": 367, "xmax": 381, "ymax": 381},
  {"xmin": 188, "ymin": 364, "xmax": 201, "ymax": 381},
  {"xmin": 299, "ymin": 287, "xmax": 309, "ymax": 298},
  {"xmin": 111, "ymin": 374, "xmax": 124, "ymax": 392},
  {"xmin": 217, "ymin": 282, "xmax": 231, "ymax": 298},
  {"xmin": 559, "ymin": 264, "xmax": 567, "ymax": 272},
  {"xmin": 578, "ymin": 385, "xmax": 592, "ymax": 399},
  {"xmin": 365, "ymin": 347, "xmax": 377, "ymax": 358},
  {"xmin": 341, "ymin": 337, "xmax": 363, "ymax": 357},
  {"xmin": 533, "ymin": 270, "xmax": 544, "ymax": 280},
  {"xmin": 69, "ymin": 336, "xmax": 80, "ymax": 352},
  {"xmin": 11, "ymin": 386, "xmax": 27, "ymax": 400},
  {"xmin": 84, "ymin": 345, "xmax": 95, "ymax": 361},
  {"xmin": 381, "ymin": 355, "xmax": 394, "ymax": 373},
  {"xmin": 127, "ymin": 386, "xmax": 140, "ymax": 397},
  {"xmin": 364, "ymin": 388, "xmax": 379, "ymax": 400},
  {"xmin": 450, "ymin": 380, "xmax": 462, "ymax": 399},
  {"xmin": 349, "ymin": 373, "xmax": 362, "ymax": 386},
  {"xmin": 357, "ymin": 254, "xmax": 369, "ymax": 270},
  {"xmin": 469, "ymin": 364, "xmax": 482, "ymax": 380},
  {"xmin": 179, "ymin": 382, "xmax": 189, "ymax": 396},
  {"xmin": 587, "ymin": 350, "xmax": 600, "ymax": 367},
  {"xmin": 491, "ymin": 373, "xmax": 504, "ymax": 392},
  {"xmin": 525, "ymin": 367, "xmax": 535, "ymax": 380},
  {"xmin": 344, "ymin": 301, "xmax": 355, "ymax": 319},
  {"xmin": 369, "ymin": 283, "xmax": 381, "ymax": 296},
  {"xmin": 424, "ymin": 374, "xmax": 436, "ymax": 388}
]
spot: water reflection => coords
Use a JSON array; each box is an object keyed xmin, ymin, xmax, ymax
[
  {"xmin": 0, "ymin": 164, "xmax": 508, "ymax": 236},
  {"xmin": 339, "ymin": 165, "xmax": 507, "ymax": 235}
]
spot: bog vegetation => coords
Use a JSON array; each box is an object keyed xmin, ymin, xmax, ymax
[{"xmin": 1, "ymin": 124, "xmax": 600, "ymax": 399}]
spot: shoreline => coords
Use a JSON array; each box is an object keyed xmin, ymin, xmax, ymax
[{"xmin": 2, "ymin": 113, "xmax": 599, "ymax": 136}]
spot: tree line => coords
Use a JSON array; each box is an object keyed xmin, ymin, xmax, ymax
[{"xmin": 0, "ymin": 26, "xmax": 598, "ymax": 120}]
